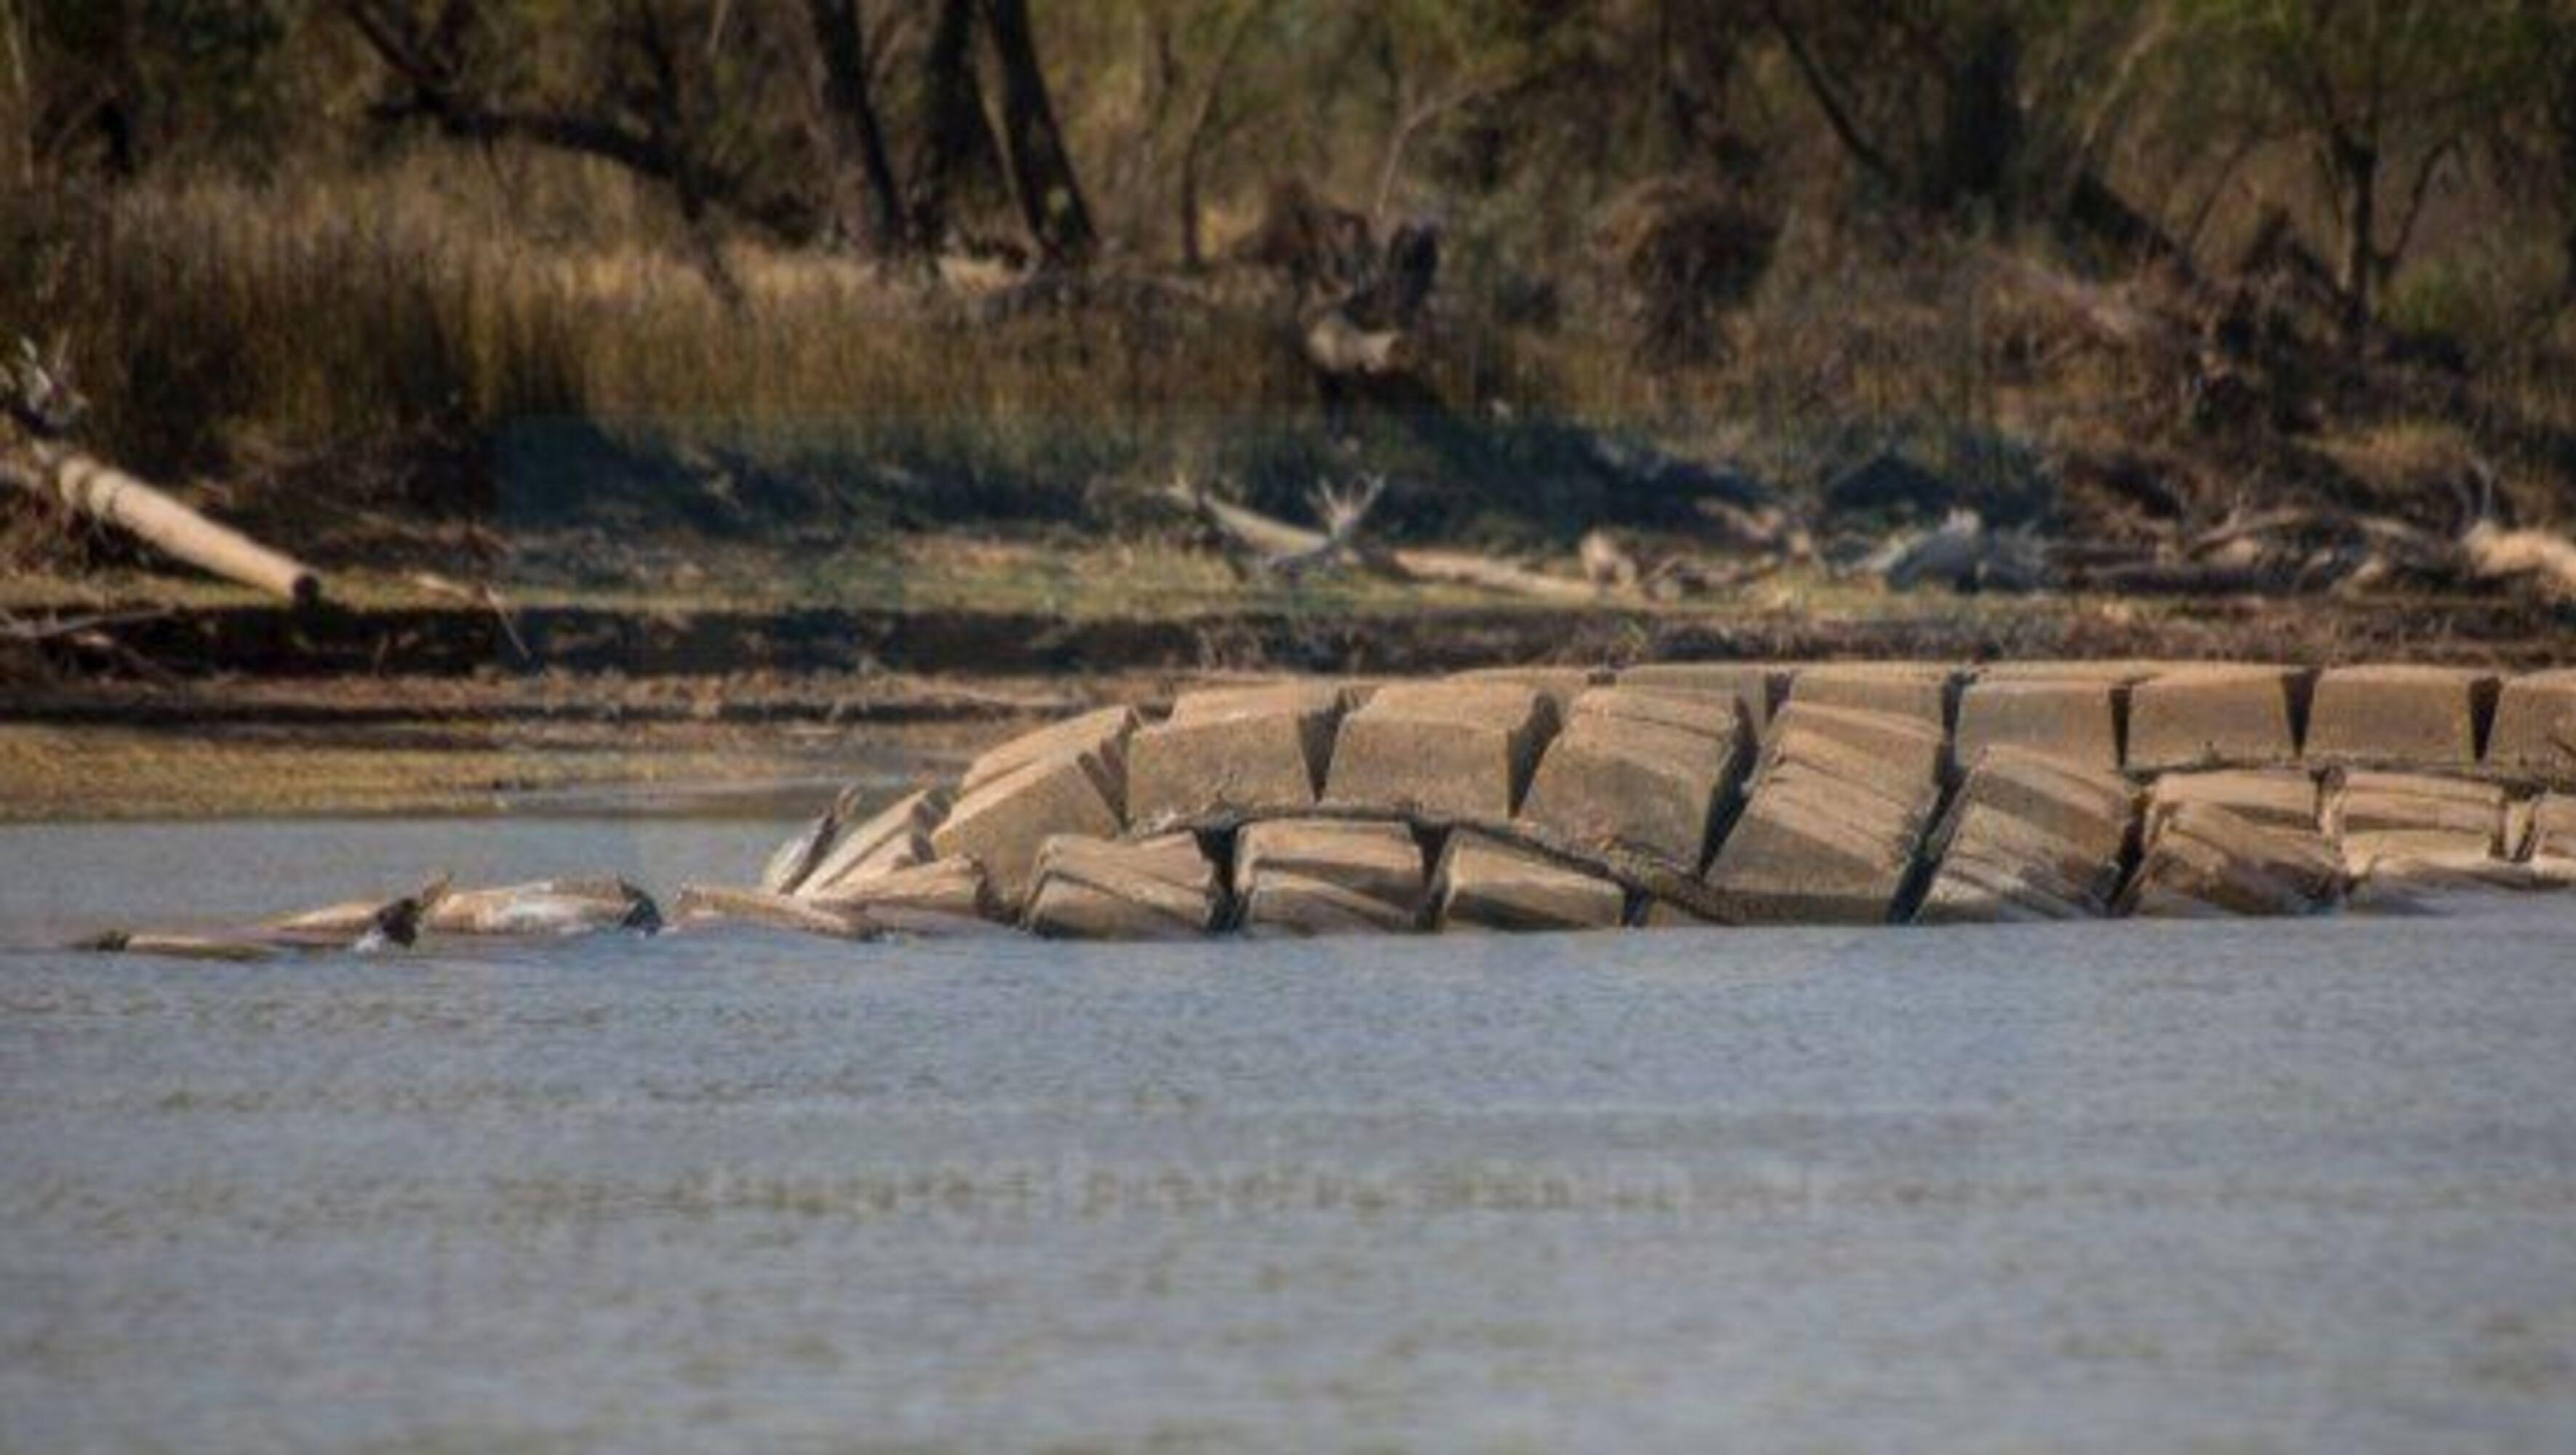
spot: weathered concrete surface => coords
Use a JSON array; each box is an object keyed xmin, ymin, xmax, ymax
[
  {"xmin": 423, "ymin": 878, "xmax": 662, "ymax": 936},
  {"xmin": 1125, "ymin": 685, "xmax": 1341, "ymax": 828},
  {"xmin": 1445, "ymin": 666, "xmax": 1602, "ymax": 715},
  {"xmin": 2123, "ymin": 802, "xmax": 2344, "ymax": 917},
  {"xmin": 1517, "ymin": 687, "xmax": 1744, "ymax": 869},
  {"xmin": 1782, "ymin": 661, "xmax": 1958, "ymax": 730},
  {"xmin": 799, "ymin": 787, "xmax": 952, "ymax": 898},
  {"xmin": 1954, "ymin": 677, "xmax": 2122, "ymax": 771},
  {"xmin": 958, "ymin": 706, "xmax": 1140, "ymax": 803},
  {"xmin": 1613, "ymin": 662, "xmax": 1782, "ymax": 738},
  {"xmin": 1765, "ymin": 701, "xmax": 1949, "ymax": 789},
  {"xmin": 2485, "ymin": 669, "xmax": 2576, "ymax": 781},
  {"xmin": 674, "ymin": 884, "xmax": 872, "ymax": 939},
  {"xmin": 1323, "ymin": 681, "xmax": 1555, "ymax": 820},
  {"xmin": 2532, "ymin": 794, "xmax": 2576, "ymax": 871},
  {"xmin": 1702, "ymin": 708, "xmax": 1944, "ymax": 925},
  {"xmin": 2303, "ymin": 665, "xmax": 2498, "ymax": 768},
  {"xmin": 1432, "ymin": 831, "xmax": 1628, "ymax": 932},
  {"xmin": 805, "ymin": 857, "xmax": 1001, "ymax": 935},
  {"xmin": 932, "ymin": 750, "xmax": 1124, "ymax": 908},
  {"xmin": 759, "ymin": 784, "xmax": 866, "ymax": 895},
  {"xmin": 1026, "ymin": 833, "xmax": 1220, "ymax": 940},
  {"xmin": 2330, "ymin": 772, "xmax": 2513, "ymax": 893},
  {"xmin": 2148, "ymin": 769, "xmax": 2322, "ymax": 833},
  {"xmin": 1916, "ymin": 747, "xmax": 2137, "ymax": 922},
  {"xmin": 1234, "ymin": 819, "xmax": 1426, "ymax": 936},
  {"xmin": 2126, "ymin": 666, "xmax": 2308, "ymax": 770}
]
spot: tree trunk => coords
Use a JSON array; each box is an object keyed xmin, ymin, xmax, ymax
[
  {"xmin": 803, "ymin": 0, "xmax": 911, "ymax": 258},
  {"xmin": 909, "ymin": 0, "xmax": 1005, "ymax": 248},
  {"xmin": 1931, "ymin": 16, "xmax": 2020, "ymax": 215},
  {"xmin": 2332, "ymin": 127, "xmax": 2379, "ymax": 335},
  {"xmin": 981, "ymin": 0, "xmax": 1096, "ymax": 266}
]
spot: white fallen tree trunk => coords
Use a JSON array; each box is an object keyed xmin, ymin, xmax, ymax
[
  {"xmin": 1164, "ymin": 476, "xmax": 1609, "ymax": 605},
  {"xmin": 2462, "ymin": 520, "xmax": 2576, "ymax": 602},
  {"xmin": 4, "ymin": 441, "xmax": 321, "ymax": 606}
]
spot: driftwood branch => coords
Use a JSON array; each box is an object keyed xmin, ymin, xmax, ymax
[
  {"xmin": 1165, "ymin": 474, "xmax": 1608, "ymax": 605},
  {"xmin": 4, "ymin": 442, "xmax": 321, "ymax": 606}
]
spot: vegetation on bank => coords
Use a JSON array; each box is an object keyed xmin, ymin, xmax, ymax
[{"xmin": 4, "ymin": 1, "xmax": 2575, "ymax": 592}]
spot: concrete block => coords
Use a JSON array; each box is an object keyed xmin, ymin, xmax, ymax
[
  {"xmin": 2121, "ymin": 802, "xmax": 2342, "ymax": 917},
  {"xmin": 2147, "ymin": 770, "xmax": 2321, "ymax": 833},
  {"xmin": 1783, "ymin": 661, "xmax": 1959, "ymax": 730},
  {"xmin": 1125, "ymin": 687, "xmax": 1341, "ymax": 828},
  {"xmin": 1432, "ymin": 832, "xmax": 1627, "ymax": 933},
  {"xmin": 1164, "ymin": 679, "xmax": 1352, "ymax": 722},
  {"xmin": 799, "ymin": 787, "xmax": 952, "ymax": 898},
  {"xmin": 2125, "ymin": 666, "xmax": 2307, "ymax": 770},
  {"xmin": 960, "ymin": 706, "xmax": 1141, "ymax": 801},
  {"xmin": 1026, "ymin": 834, "xmax": 1220, "ymax": 940},
  {"xmin": 1234, "ymin": 819, "xmax": 1425, "ymax": 936},
  {"xmin": 1702, "ymin": 785, "xmax": 1924, "ymax": 924},
  {"xmin": 2303, "ymin": 665, "xmax": 2497, "ymax": 768},
  {"xmin": 931, "ymin": 750, "xmax": 1124, "ymax": 908},
  {"xmin": 1972, "ymin": 660, "xmax": 2178, "ymax": 684},
  {"xmin": 1915, "ymin": 747, "xmax": 2136, "ymax": 921},
  {"xmin": 1324, "ymin": 681, "xmax": 1555, "ymax": 819},
  {"xmin": 1964, "ymin": 746, "xmax": 2133, "ymax": 840},
  {"xmin": 2330, "ymin": 770, "xmax": 2506, "ymax": 877},
  {"xmin": 1446, "ymin": 665, "xmax": 1604, "ymax": 714},
  {"xmin": 2532, "ymin": 794, "xmax": 2576, "ymax": 862},
  {"xmin": 1518, "ymin": 690, "xmax": 1744, "ymax": 868},
  {"xmin": 2485, "ymin": 669, "xmax": 2576, "ymax": 781},
  {"xmin": 1955, "ymin": 677, "xmax": 2122, "ymax": 771},
  {"xmin": 805, "ymin": 857, "xmax": 1002, "ymax": 935},
  {"xmin": 1614, "ymin": 662, "xmax": 1784, "ymax": 736},
  {"xmin": 1766, "ymin": 701, "xmax": 1948, "ymax": 789}
]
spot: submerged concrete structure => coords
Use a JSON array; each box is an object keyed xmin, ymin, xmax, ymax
[
  {"xmin": 714, "ymin": 661, "xmax": 2576, "ymax": 941},
  {"xmin": 72, "ymin": 660, "xmax": 2576, "ymax": 959}
]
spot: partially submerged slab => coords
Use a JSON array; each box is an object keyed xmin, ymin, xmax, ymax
[
  {"xmin": 2121, "ymin": 802, "xmax": 2343, "ymax": 917},
  {"xmin": 1025, "ymin": 833, "xmax": 1221, "ymax": 940},
  {"xmin": 760, "ymin": 784, "xmax": 866, "ymax": 896},
  {"xmin": 1432, "ymin": 831, "xmax": 1627, "ymax": 932},
  {"xmin": 806, "ymin": 858, "xmax": 1002, "ymax": 936},
  {"xmin": 2125, "ymin": 666, "xmax": 2308, "ymax": 770},
  {"xmin": 1234, "ymin": 819, "xmax": 1426, "ymax": 936},
  {"xmin": 1323, "ymin": 680, "xmax": 1555, "ymax": 820},
  {"xmin": 1915, "ymin": 747, "xmax": 2137, "ymax": 922},
  {"xmin": 1125, "ymin": 684, "xmax": 1342, "ymax": 829},
  {"xmin": 1517, "ymin": 687, "xmax": 1745, "ymax": 869},
  {"xmin": 2485, "ymin": 669, "xmax": 2576, "ymax": 782},
  {"xmin": 425, "ymin": 878, "xmax": 663, "ymax": 936},
  {"xmin": 2302, "ymin": 665, "xmax": 2497, "ymax": 769},
  {"xmin": 798, "ymin": 787, "xmax": 952, "ymax": 898},
  {"xmin": 931, "ymin": 749, "xmax": 1124, "ymax": 908}
]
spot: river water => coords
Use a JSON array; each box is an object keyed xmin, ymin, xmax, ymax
[{"xmin": 4, "ymin": 818, "xmax": 2575, "ymax": 1452}]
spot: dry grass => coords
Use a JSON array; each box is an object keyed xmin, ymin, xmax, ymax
[{"xmin": 5, "ymin": 156, "xmax": 2569, "ymax": 571}]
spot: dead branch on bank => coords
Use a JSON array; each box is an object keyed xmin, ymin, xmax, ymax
[{"xmin": 1163, "ymin": 472, "xmax": 1607, "ymax": 605}]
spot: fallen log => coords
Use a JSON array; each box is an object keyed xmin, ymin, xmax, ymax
[
  {"xmin": 2463, "ymin": 521, "xmax": 2576, "ymax": 602},
  {"xmin": 1165, "ymin": 475, "xmax": 1609, "ymax": 605},
  {"xmin": 4, "ymin": 441, "xmax": 321, "ymax": 606}
]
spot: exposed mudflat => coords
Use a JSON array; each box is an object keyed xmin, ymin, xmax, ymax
[{"xmin": 5, "ymin": 819, "xmax": 2576, "ymax": 1453}]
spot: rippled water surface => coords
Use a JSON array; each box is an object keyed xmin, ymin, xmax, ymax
[{"xmin": 5, "ymin": 818, "xmax": 2576, "ymax": 1453}]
